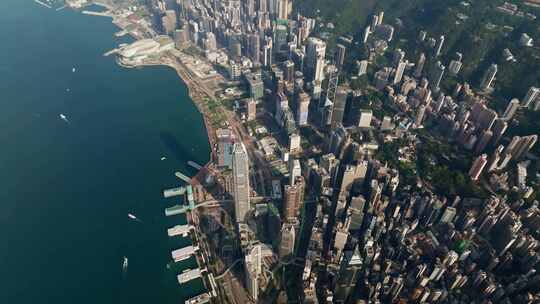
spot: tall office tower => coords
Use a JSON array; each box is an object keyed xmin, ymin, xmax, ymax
[
  {"xmin": 393, "ymin": 48, "xmax": 405, "ymax": 67},
  {"xmin": 306, "ymin": 37, "xmax": 326, "ymax": 82},
  {"xmin": 418, "ymin": 30, "xmax": 427, "ymax": 42},
  {"xmin": 203, "ymin": 32, "xmax": 217, "ymax": 51},
  {"xmin": 289, "ymin": 158, "xmax": 301, "ymax": 185},
  {"xmin": 469, "ymin": 154, "xmax": 488, "ymax": 181},
  {"xmin": 289, "ymin": 132, "xmax": 301, "ymax": 154},
  {"xmin": 347, "ymin": 196, "xmax": 366, "ymax": 231},
  {"xmin": 339, "ymin": 161, "xmax": 368, "ymax": 197},
  {"xmin": 297, "ymin": 90, "xmax": 310, "ymax": 126},
  {"xmin": 414, "ymin": 52, "xmax": 426, "ymax": 78},
  {"xmin": 330, "ymin": 86, "xmax": 349, "ymax": 130},
  {"xmin": 232, "ymin": 143, "xmax": 250, "ymax": 223},
  {"xmin": 258, "ymin": 0, "xmax": 267, "ymax": 12},
  {"xmin": 262, "ymin": 44, "xmax": 272, "ymax": 66},
  {"xmin": 248, "ymin": 34, "xmax": 260, "ymax": 63},
  {"xmin": 502, "ymin": 98, "xmax": 520, "ymax": 120},
  {"xmin": 480, "ymin": 64, "xmax": 498, "ymax": 91},
  {"xmin": 362, "ymin": 25, "xmax": 371, "ymax": 44},
  {"xmin": 244, "ymin": 245, "xmax": 262, "ymax": 301},
  {"xmin": 358, "ymin": 109, "xmax": 373, "ymax": 128},
  {"xmin": 430, "ymin": 61, "xmax": 445, "ymax": 92},
  {"xmin": 276, "ymin": 0, "xmax": 289, "ymax": 19},
  {"xmin": 357, "ymin": 60, "xmax": 368, "ymax": 76},
  {"xmin": 334, "ymin": 246, "xmax": 362, "ymax": 303},
  {"xmin": 279, "ymin": 224, "xmax": 296, "ymax": 259},
  {"xmin": 449, "ymin": 52, "xmax": 463, "ymax": 76},
  {"xmin": 393, "ymin": 60, "xmax": 407, "ymax": 84},
  {"xmin": 245, "ymin": 0, "xmax": 256, "ymax": 19},
  {"xmin": 335, "ymin": 44, "xmax": 346, "ymax": 66},
  {"xmin": 283, "ymin": 60, "xmax": 295, "ymax": 82},
  {"xmin": 247, "ymin": 98, "xmax": 257, "ymax": 121},
  {"xmin": 274, "ymin": 23, "xmax": 288, "ymax": 53},
  {"xmin": 247, "ymin": 73, "xmax": 264, "ymax": 99},
  {"xmin": 522, "ymin": 86, "xmax": 540, "ymax": 108},
  {"xmin": 162, "ymin": 10, "xmax": 178, "ymax": 35},
  {"xmin": 475, "ymin": 130, "xmax": 493, "ymax": 154},
  {"xmin": 415, "ymin": 104, "xmax": 426, "ymax": 127},
  {"xmin": 284, "ymin": 176, "xmax": 305, "ymax": 221},
  {"xmin": 435, "ymin": 35, "xmax": 445, "ymax": 56},
  {"xmin": 173, "ymin": 27, "xmax": 190, "ymax": 49}
]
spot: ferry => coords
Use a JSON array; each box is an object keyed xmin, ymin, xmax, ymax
[{"xmin": 122, "ymin": 256, "xmax": 128, "ymax": 271}]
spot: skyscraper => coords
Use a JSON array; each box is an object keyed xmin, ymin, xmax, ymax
[
  {"xmin": 284, "ymin": 176, "xmax": 305, "ymax": 221},
  {"xmin": 244, "ymin": 244, "xmax": 262, "ymax": 301},
  {"xmin": 522, "ymin": 86, "xmax": 540, "ymax": 108},
  {"xmin": 448, "ymin": 52, "xmax": 463, "ymax": 76},
  {"xmin": 232, "ymin": 143, "xmax": 250, "ymax": 222},
  {"xmin": 435, "ymin": 35, "xmax": 445, "ymax": 57},
  {"xmin": 430, "ymin": 61, "xmax": 445, "ymax": 92},
  {"xmin": 296, "ymin": 90, "xmax": 310, "ymax": 126},
  {"xmin": 358, "ymin": 109, "xmax": 373, "ymax": 128},
  {"xmin": 306, "ymin": 37, "xmax": 326, "ymax": 82},
  {"xmin": 357, "ymin": 60, "xmax": 368, "ymax": 76},
  {"xmin": 248, "ymin": 33, "xmax": 260, "ymax": 63},
  {"xmin": 335, "ymin": 44, "xmax": 346, "ymax": 66},
  {"xmin": 330, "ymin": 86, "xmax": 349, "ymax": 130},
  {"xmin": 393, "ymin": 60, "xmax": 407, "ymax": 84},
  {"xmin": 502, "ymin": 98, "xmax": 520, "ymax": 120},
  {"xmin": 279, "ymin": 224, "xmax": 296, "ymax": 259},
  {"xmin": 414, "ymin": 52, "xmax": 426, "ymax": 78},
  {"xmin": 480, "ymin": 64, "xmax": 498, "ymax": 91}
]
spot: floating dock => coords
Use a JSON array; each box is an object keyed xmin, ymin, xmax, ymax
[
  {"xmin": 165, "ymin": 205, "xmax": 188, "ymax": 216},
  {"xmin": 167, "ymin": 224, "xmax": 193, "ymax": 237},
  {"xmin": 175, "ymin": 171, "xmax": 191, "ymax": 183},
  {"xmin": 177, "ymin": 268, "xmax": 201, "ymax": 284},
  {"xmin": 185, "ymin": 292, "xmax": 211, "ymax": 304},
  {"xmin": 171, "ymin": 245, "xmax": 198, "ymax": 262},
  {"xmin": 163, "ymin": 186, "xmax": 186, "ymax": 198}
]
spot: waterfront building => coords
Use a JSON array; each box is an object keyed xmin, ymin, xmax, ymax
[
  {"xmin": 162, "ymin": 10, "xmax": 177, "ymax": 35},
  {"xmin": 232, "ymin": 143, "xmax": 250, "ymax": 223}
]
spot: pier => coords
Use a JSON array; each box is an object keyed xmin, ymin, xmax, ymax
[
  {"xmin": 177, "ymin": 268, "xmax": 202, "ymax": 284},
  {"xmin": 165, "ymin": 205, "xmax": 188, "ymax": 216},
  {"xmin": 167, "ymin": 224, "xmax": 193, "ymax": 237},
  {"xmin": 81, "ymin": 10, "xmax": 112, "ymax": 18},
  {"xmin": 34, "ymin": 0, "xmax": 52, "ymax": 8},
  {"xmin": 175, "ymin": 171, "xmax": 192, "ymax": 183},
  {"xmin": 163, "ymin": 186, "xmax": 186, "ymax": 198},
  {"xmin": 171, "ymin": 245, "xmax": 198, "ymax": 262},
  {"xmin": 103, "ymin": 49, "xmax": 118, "ymax": 57},
  {"xmin": 187, "ymin": 161, "xmax": 203, "ymax": 170},
  {"xmin": 185, "ymin": 292, "xmax": 211, "ymax": 304}
]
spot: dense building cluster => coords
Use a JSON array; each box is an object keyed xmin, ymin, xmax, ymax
[{"xmin": 141, "ymin": 0, "xmax": 540, "ymax": 303}]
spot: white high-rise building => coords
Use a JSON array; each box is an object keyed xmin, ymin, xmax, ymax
[
  {"xmin": 306, "ymin": 37, "xmax": 326, "ymax": 82},
  {"xmin": 522, "ymin": 86, "xmax": 540, "ymax": 108},
  {"xmin": 480, "ymin": 64, "xmax": 498, "ymax": 91},
  {"xmin": 357, "ymin": 60, "xmax": 368, "ymax": 76},
  {"xmin": 502, "ymin": 98, "xmax": 520, "ymax": 120},
  {"xmin": 289, "ymin": 158, "xmax": 301, "ymax": 186},
  {"xmin": 232, "ymin": 143, "xmax": 250, "ymax": 222},
  {"xmin": 245, "ymin": 245, "xmax": 262, "ymax": 301},
  {"xmin": 289, "ymin": 133, "xmax": 301, "ymax": 154}
]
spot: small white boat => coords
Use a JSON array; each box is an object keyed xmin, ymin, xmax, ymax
[
  {"xmin": 161, "ymin": 157, "xmax": 167, "ymax": 161},
  {"xmin": 72, "ymin": 67, "xmax": 76, "ymax": 73}
]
